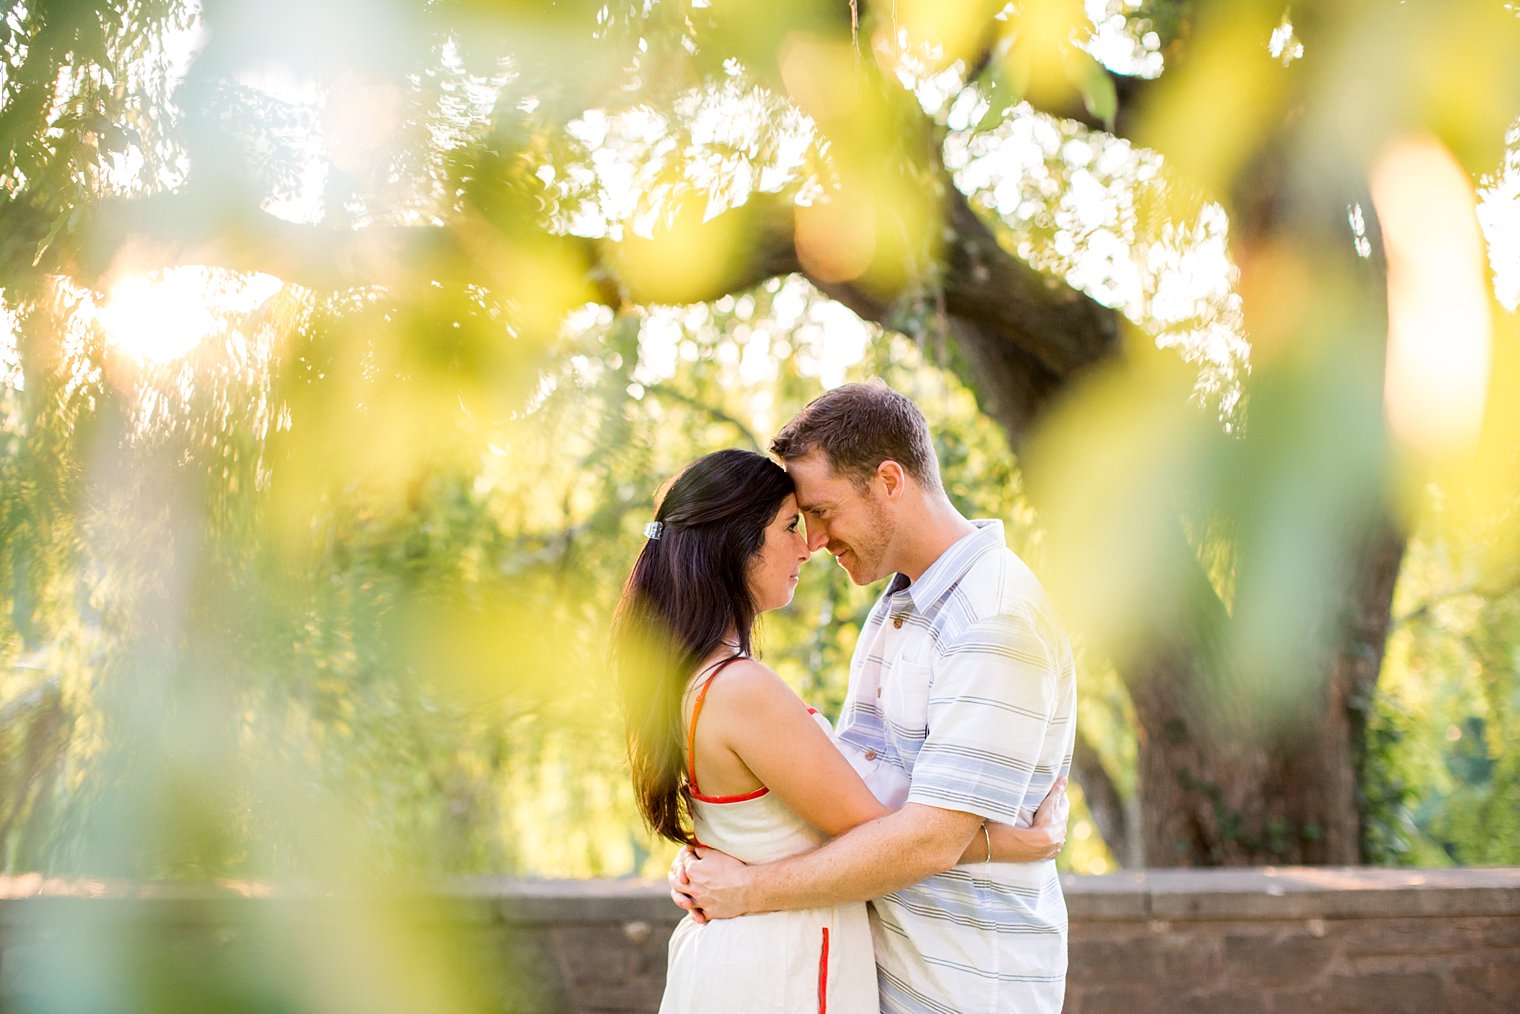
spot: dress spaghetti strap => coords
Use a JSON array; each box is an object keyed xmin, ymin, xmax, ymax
[{"xmin": 685, "ymin": 655, "xmax": 763, "ymax": 801}]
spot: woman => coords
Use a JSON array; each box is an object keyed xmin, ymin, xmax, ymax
[{"xmin": 612, "ymin": 449, "xmax": 1065, "ymax": 1013}]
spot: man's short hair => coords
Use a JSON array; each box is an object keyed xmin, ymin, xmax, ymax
[{"xmin": 770, "ymin": 380, "xmax": 942, "ymax": 493}]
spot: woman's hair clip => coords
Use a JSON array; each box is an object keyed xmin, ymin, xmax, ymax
[{"xmin": 644, "ymin": 521, "xmax": 664, "ymax": 540}]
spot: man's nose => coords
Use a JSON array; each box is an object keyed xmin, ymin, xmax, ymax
[{"xmin": 806, "ymin": 525, "xmax": 828, "ymax": 553}]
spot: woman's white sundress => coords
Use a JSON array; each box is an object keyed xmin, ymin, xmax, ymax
[{"xmin": 658, "ymin": 660, "xmax": 879, "ymax": 1014}]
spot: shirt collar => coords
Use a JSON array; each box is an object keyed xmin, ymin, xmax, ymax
[{"xmin": 890, "ymin": 519, "xmax": 1005, "ymax": 613}]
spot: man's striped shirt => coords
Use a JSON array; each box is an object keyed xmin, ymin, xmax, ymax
[{"xmin": 836, "ymin": 520, "xmax": 1076, "ymax": 1014}]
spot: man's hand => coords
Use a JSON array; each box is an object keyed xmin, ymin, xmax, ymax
[
  {"xmin": 667, "ymin": 845, "xmax": 708, "ymax": 924},
  {"xmin": 680, "ymin": 847, "xmax": 754, "ymax": 920}
]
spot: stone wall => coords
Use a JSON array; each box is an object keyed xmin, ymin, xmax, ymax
[
  {"xmin": 1, "ymin": 868, "xmax": 1516, "ymax": 1012},
  {"xmin": 1060, "ymin": 867, "xmax": 1519, "ymax": 1013}
]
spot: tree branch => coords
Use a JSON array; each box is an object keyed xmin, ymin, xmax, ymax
[
  {"xmin": 828, "ymin": 184, "xmax": 1119, "ymax": 444},
  {"xmin": 77, "ymin": 191, "xmax": 475, "ymax": 292},
  {"xmin": 22, "ymin": 169, "xmax": 1119, "ymax": 447},
  {"xmin": 24, "ymin": 185, "xmax": 801, "ymax": 310}
]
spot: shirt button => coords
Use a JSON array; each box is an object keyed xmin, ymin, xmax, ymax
[
  {"xmin": 864, "ymin": 749, "xmax": 877, "ymax": 761},
  {"xmin": 875, "ymin": 687, "xmax": 882, "ymax": 698},
  {"xmin": 892, "ymin": 616, "xmax": 904, "ymax": 629}
]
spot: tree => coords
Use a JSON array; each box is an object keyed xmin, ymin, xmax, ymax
[{"xmin": 2, "ymin": 0, "xmax": 1518, "ymax": 870}]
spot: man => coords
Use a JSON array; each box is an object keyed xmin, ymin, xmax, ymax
[{"xmin": 677, "ymin": 380, "xmax": 1077, "ymax": 1013}]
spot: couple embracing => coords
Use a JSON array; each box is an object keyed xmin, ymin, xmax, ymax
[{"xmin": 612, "ymin": 381, "xmax": 1076, "ymax": 1013}]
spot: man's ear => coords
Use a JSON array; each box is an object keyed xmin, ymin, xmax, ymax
[{"xmin": 877, "ymin": 460, "xmax": 907, "ymax": 500}]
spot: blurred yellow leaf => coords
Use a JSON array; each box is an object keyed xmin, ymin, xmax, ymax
[
  {"xmin": 779, "ymin": 32, "xmax": 865, "ymax": 127},
  {"xmin": 795, "ymin": 193, "xmax": 876, "ymax": 284},
  {"xmin": 606, "ymin": 196, "xmax": 749, "ymax": 306},
  {"xmin": 877, "ymin": 0, "xmax": 1002, "ymax": 74},
  {"xmin": 1023, "ymin": 343, "xmax": 1214, "ymax": 666},
  {"xmin": 1135, "ymin": 3, "xmax": 1284, "ymax": 199},
  {"xmin": 998, "ymin": 0, "xmax": 1090, "ymax": 118}
]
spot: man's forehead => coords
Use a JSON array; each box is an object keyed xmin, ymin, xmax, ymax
[
  {"xmin": 783, "ymin": 453, "xmax": 829, "ymax": 483},
  {"xmin": 786, "ymin": 459, "xmax": 849, "ymax": 510},
  {"xmin": 782, "ymin": 449, "xmax": 834, "ymax": 478}
]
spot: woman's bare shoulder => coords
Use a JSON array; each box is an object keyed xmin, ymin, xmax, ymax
[{"xmin": 696, "ymin": 658, "xmax": 804, "ymax": 712}]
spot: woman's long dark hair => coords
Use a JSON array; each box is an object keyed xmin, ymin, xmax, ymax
[{"xmin": 610, "ymin": 449, "xmax": 795, "ymax": 845}]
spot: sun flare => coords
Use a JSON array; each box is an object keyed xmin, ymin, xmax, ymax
[
  {"xmin": 97, "ymin": 269, "xmax": 283, "ymax": 366},
  {"xmin": 99, "ymin": 271, "xmax": 218, "ymax": 365}
]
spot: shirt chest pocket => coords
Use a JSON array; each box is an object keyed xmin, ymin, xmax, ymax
[{"xmin": 883, "ymin": 660, "xmax": 933, "ymax": 735}]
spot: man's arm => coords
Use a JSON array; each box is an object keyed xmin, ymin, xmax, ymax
[
  {"xmin": 681, "ymin": 608, "xmax": 1073, "ymax": 919},
  {"xmin": 682, "ymin": 802, "xmax": 983, "ymax": 919},
  {"xmin": 669, "ymin": 777, "xmax": 1066, "ymax": 921}
]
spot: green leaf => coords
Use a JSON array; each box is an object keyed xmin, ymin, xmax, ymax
[
  {"xmin": 976, "ymin": 61, "xmax": 1026, "ymax": 132},
  {"xmin": 33, "ymin": 208, "xmax": 70, "ymax": 267},
  {"xmin": 1069, "ymin": 52, "xmax": 1118, "ymax": 131}
]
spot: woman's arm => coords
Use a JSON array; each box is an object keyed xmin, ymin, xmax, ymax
[{"xmin": 698, "ymin": 661, "xmax": 891, "ymax": 837}]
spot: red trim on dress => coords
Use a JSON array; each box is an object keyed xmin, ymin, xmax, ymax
[
  {"xmin": 686, "ymin": 657, "xmax": 769, "ymax": 806},
  {"xmin": 817, "ymin": 926, "xmax": 829, "ymax": 1013},
  {"xmin": 690, "ymin": 786, "xmax": 770, "ymax": 804}
]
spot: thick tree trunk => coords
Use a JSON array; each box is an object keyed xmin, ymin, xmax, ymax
[
  {"xmin": 1129, "ymin": 642, "xmax": 1262, "ymax": 866},
  {"xmin": 1266, "ymin": 519, "xmax": 1407, "ymax": 863},
  {"xmin": 1122, "ymin": 517, "xmax": 1405, "ymax": 867}
]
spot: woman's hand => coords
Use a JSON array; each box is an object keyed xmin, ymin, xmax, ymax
[
  {"xmin": 1027, "ymin": 776, "xmax": 1070, "ymax": 858},
  {"xmin": 668, "ymin": 845, "xmax": 708, "ymax": 924},
  {"xmin": 982, "ymin": 776, "xmax": 1069, "ymax": 863}
]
